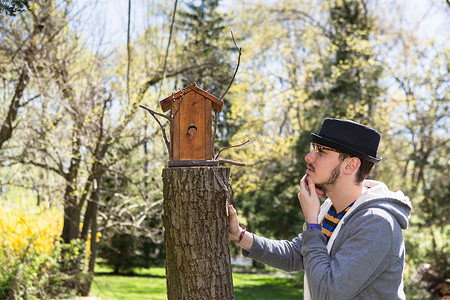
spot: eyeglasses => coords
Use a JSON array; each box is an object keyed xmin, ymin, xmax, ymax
[{"xmin": 310, "ymin": 142, "xmax": 341, "ymax": 155}]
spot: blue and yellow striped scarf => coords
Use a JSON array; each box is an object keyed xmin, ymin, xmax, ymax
[{"xmin": 321, "ymin": 202, "xmax": 355, "ymax": 245}]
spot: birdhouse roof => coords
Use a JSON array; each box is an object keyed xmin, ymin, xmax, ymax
[{"xmin": 159, "ymin": 83, "xmax": 224, "ymax": 112}]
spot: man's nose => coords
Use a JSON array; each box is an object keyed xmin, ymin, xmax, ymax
[{"xmin": 305, "ymin": 150, "xmax": 316, "ymax": 163}]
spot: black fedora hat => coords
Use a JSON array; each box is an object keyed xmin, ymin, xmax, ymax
[{"xmin": 311, "ymin": 118, "xmax": 382, "ymax": 163}]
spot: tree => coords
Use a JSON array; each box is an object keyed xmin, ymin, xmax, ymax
[
  {"xmin": 382, "ymin": 18, "xmax": 449, "ymax": 292},
  {"xmin": 227, "ymin": 0, "xmax": 448, "ymax": 297},
  {"xmin": 0, "ymin": 0, "xmax": 199, "ymax": 295},
  {"xmin": 0, "ymin": 0, "xmax": 66, "ymax": 151},
  {"xmin": 0, "ymin": 0, "xmax": 31, "ymax": 16},
  {"xmin": 97, "ymin": 161, "xmax": 164, "ymax": 274},
  {"xmin": 308, "ymin": 0, "xmax": 382, "ymax": 121},
  {"xmin": 162, "ymin": 167, "xmax": 235, "ymax": 299}
]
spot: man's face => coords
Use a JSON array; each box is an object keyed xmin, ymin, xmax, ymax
[
  {"xmin": 314, "ymin": 162, "xmax": 343, "ymax": 192},
  {"xmin": 305, "ymin": 143, "xmax": 343, "ymax": 193}
]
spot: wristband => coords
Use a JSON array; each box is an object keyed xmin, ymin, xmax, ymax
[
  {"xmin": 303, "ymin": 222, "xmax": 321, "ymax": 231},
  {"xmin": 236, "ymin": 226, "xmax": 246, "ymax": 244}
]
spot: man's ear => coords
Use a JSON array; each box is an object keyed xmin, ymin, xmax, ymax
[{"xmin": 343, "ymin": 157, "xmax": 361, "ymax": 175}]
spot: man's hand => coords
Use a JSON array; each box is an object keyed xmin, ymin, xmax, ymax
[
  {"xmin": 228, "ymin": 204, "xmax": 241, "ymax": 242},
  {"xmin": 228, "ymin": 204, "xmax": 254, "ymax": 251},
  {"xmin": 298, "ymin": 175, "xmax": 321, "ymax": 223}
]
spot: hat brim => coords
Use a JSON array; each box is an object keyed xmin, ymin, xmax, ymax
[{"xmin": 311, "ymin": 133, "xmax": 382, "ymax": 164}]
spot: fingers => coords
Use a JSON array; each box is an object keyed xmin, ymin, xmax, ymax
[
  {"xmin": 301, "ymin": 174, "xmax": 324, "ymax": 199},
  {"xmin": 229, "ymin": 204, "xmax": 238, "ymax": 219},
  {"xmin": 306, "ymin": 176, "xmax": 316, "ymax": 194},
  {"xmin": 298, "ymin": 175, "xmax": 321, "ymax": 223},
  {"xmin": 228, "ymin": 205, "xmax": 241, "ymax": 239},
  {"xmin": 299, "ymin": 174, "xmax": 308, "ymax": 195},
  {"xmin": 315, "ymin": 188, "xmax": 324, "ymax": 198},
  {"xmin": 316, "ymin": 188, "xmax": 323, "ymax": 198}
]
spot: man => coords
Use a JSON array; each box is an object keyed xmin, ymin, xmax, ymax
[{"xmin": 229, "ymin": 118, "xmax": 412, "ymax": 300}]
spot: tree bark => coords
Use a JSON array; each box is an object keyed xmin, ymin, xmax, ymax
[
  {"xmin": 0, "ymin": 65, "xmax": 28, "ymax": 149},
  {"xmin": 77, "ymin": 174, "xmax": 102, "ymax": 296},
  {"xmin": 162, "ymin": 167, "xmax": 235, "ymax": 300}
]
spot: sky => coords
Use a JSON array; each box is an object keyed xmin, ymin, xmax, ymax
[
  {"xmin": 70, "ymin": 0, "xmax": 449, "ymax": 53},
  {"xmin": 70, "ymin": 0, "xmax": 169, "ymax": 52}
]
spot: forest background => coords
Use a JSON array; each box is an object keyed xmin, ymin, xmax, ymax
[{"xmin": 0, "ymin": 0, "xmax": 448, "ymax": 299}]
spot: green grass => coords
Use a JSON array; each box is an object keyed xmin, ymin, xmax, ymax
[
  {"xmin": 90, "ymin": 266, "xmax": 303, "ymax": 300},
  {"xmin": 232, "ymin": 272, "xmax": 303, "ymax": 299}
]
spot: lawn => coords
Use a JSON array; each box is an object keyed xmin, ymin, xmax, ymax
[{"xmin": 90, "ymin": 266, "xmax": 303, "ymax": 300}]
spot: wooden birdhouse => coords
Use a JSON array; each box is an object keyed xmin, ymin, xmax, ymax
[{"xmin": 159, "ymin": 83, "xmax": 223, "ymax": 167}]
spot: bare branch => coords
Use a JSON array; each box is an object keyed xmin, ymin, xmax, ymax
[
  {"xmin": 98, "ymin": 198, "xmax": 163, "ymax": 235},
  {"xmin": 219, "ymin": 30, "xmax": 242, "ymax": 101},
  {"xmin": 139, "ymin": 104, "xmax": 171, "ymax": 154},
  {"xmin": 138, "ymin": 63, "xmax": 212, "ymax": 104},
  {"xmin": 271, "ymin": 8, "xmax": 332, "ymax": 39},
  {"xmin": 0, "ymin": 65, "xmax": 28, "ymax": 149},
  {"xmin": 215, "ymin": 139, "xmax": 250, "ymax": 160},
  {"xmin": 212, "ymin": 31, "xmax": 242, "ymax": 157},
  {"xmin": 171, "ymin": 89, "xmax": 184, "ymax": 120},
  {"xmin": 167, "ymin": 89, "xmax": 185, "ymax": 160},
  {"xmin": 126, "ymin": 0, "xmax": 131, "ymax": 100},
  {"xmin": 160, "ymin": 0, "xmax": 179, "ymax": 84},
  {"xmin": 20, "ymin": 158, "xmax": 65, "ymax": 178},
  {"xmin": 139, "ymin": 104, "xmax": 172, "ymax": 122},
  {"xmin": 218, "ymin": 159, "xmax": 247, "ymax": 167}
]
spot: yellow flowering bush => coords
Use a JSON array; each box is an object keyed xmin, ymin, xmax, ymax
[
  {"xmin": 0, "ymin": 205, "xmax": 62, "ymax": 256},
  {"xmin": 0, "ymin": 194, "xmax": 90, "ymax": 299}
]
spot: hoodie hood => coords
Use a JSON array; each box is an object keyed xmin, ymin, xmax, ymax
[{"xmin": 352, "ymin": 180, "xmax": 412, "ymax": 229}]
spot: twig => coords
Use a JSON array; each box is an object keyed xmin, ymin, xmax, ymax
[
  {"xmin": 220, "ymin": 30, "xmax": 242, "ymax": 101},
  {"xmin": 162, "ymin": 0, "xmax": 178, "ymax": 77},
  {"xmin": 139, "ymin": 104, "xmax": 173, "ymax": 122},
  {"xmin": 139, "ymin": 105, "xmax": 171, "ymax": 155},
  {"xmin": 157, "ymin": 0, "xmax": 179, "ymax": 99},
  {"xmin": 215, "ymin": 139, "xmax": 250, "ymax": 160},
  {"xmin": 218, "ymin": 159, "xmax": 247, "ymax": 167},
  {"xmin": 126, "ymin": 0, "xmax": 131, "ymax": 100},
  {"xmin": 171, "ymin": 89, "xmax": 184, "ymax": 120},
  {"xmin": 213, "ymin": 31, "xmax": 242, "ymax": 157}
]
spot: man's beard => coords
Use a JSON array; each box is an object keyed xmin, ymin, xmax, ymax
[{"xmin": 315, "ymin": 162, "xmax": 342, "ymax": 193}]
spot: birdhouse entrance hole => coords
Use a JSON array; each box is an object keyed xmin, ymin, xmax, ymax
[{"xmin": 187, "ymin": 125, "xmax": 197, "ymax": 137}]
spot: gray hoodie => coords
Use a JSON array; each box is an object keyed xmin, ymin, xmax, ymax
[{"xmin": 243, "ymin": 180, "xmax": 412, "ymax": 300}]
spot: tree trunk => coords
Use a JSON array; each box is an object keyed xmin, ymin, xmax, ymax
[
  {"xmin": 61, "ymin": 192, "xmax": 80, "ymax": 243},
  {"xmin": 61, "ymin": 131, "xmax": 82, "ymax": 244},
  {"xmin": 162, "ymin": 167, "xmax": 235, "ymax": 300},
  {"xmin": 78, "ymin": 173, "xmax": 103, "ymax": 296},
  {"xmin": 0, "ymin": 65, "xmax": 28, "ymax": 149}
]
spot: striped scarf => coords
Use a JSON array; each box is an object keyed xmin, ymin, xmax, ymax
[{"xmin": 321, "ymin": 202, "xmax": 355, "ymax": 245}]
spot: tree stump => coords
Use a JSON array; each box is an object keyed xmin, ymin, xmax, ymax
[{"xmin": 162, "ymin": 167, "xmax": 235, "ymax": 300}]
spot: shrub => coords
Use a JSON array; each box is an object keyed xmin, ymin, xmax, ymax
[
  {"xmin": 0, "ymin": 237, "xmax": 91, "ymax": 299},
  {"xmin": 0, "ymin": 198, "xmax": 90, "ymax": 299}
]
